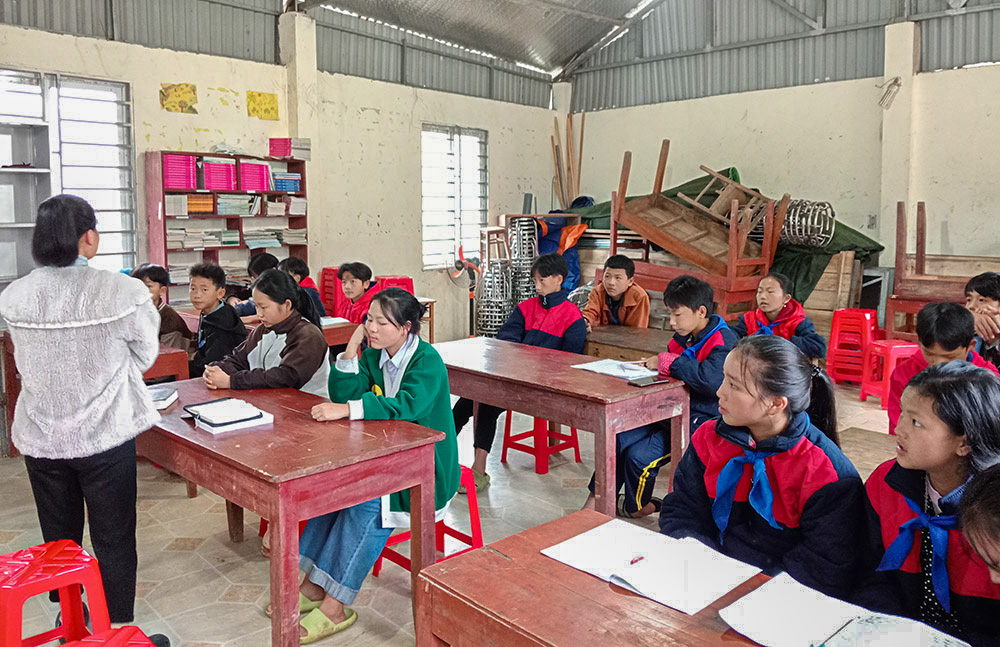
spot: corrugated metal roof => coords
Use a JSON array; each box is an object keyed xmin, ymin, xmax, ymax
[
  {"xmin": 0, "ymin": 0, "xmax": 108, "ymax": 39},
  {"xmin": 921, "ymin": 8, "xmax": 1000, "ymax": 71}
]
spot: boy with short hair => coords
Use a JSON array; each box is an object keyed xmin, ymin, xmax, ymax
[
  {"xmin": 189, "ymin": 263, "xmax": 247, "ymax": 377},
  {"xmin": 277, "ymin": 256, "xmax": 328, "ymax": 317},
  {"xmin": 453, "ymin": 252, "xmax": 586, "ymax": 491},
  {"xmin": 888, "ymin": 301, "xmax": 1000, "ymax": 434},
  {"xmin": 965, "ymin": 271, "xmax": 1000, "ymax": 368},
  {"xmin": 582, "ymin": 254, "xmax": 650, "ymax": 331},
  {"xmin": 228, "ymin": 253, "xmax": 279, "ymax": 318},
  {"xmin": 130, "ymin": 263, "xmax": 193, "ymax": 350},
  {"xmin": 584, "ymin": 275, "xmax": 737, "ymax": 518},
  {"xmin": 338, "ymin": 262, "xmax": 378, "ymax": 324}
]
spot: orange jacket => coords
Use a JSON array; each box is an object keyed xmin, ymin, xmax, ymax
[{"xmin": 582, "ymin": 282, "xmax": 650, "ymax": 328}]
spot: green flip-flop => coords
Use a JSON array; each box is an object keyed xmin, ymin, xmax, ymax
[
  {"xmin": 299, "ymin": 607, "xmax": 358, "ymax": 644},
  {"xmin": 265, "ymin": 592, "xmax": 323, "ymax": 618}
]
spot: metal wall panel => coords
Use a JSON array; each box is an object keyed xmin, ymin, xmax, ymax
[
  {"xmin": 0, "ymin": 0, "xmax": 108, "ymax": 39},
  {"xmin": 312, "ymin": 7, "xmax": 551, "ymax": 108},
  {"xmin": 921, "ymin": 9, "xmax": 1000, "ymax": 71}
]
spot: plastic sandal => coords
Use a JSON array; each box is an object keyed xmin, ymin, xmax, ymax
[
  {"xmin": 457, "ymin": 469, "xmax": 491, "ymax": 494},
  {"xmin": 265, "ymin": 592, "xmax": 323, "ymax": 618},
  {"xmin": 299, "ymin": 607, "xmax": 358, "ymax": 644}
]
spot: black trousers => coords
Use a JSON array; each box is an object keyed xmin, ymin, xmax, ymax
[
  {"xmin": 24, "ymin": 438, "xmax": 138, "ymax": 623},
  {"xmin": 452, "ymin": 397, "xmax": 506, "ymax": 453}
]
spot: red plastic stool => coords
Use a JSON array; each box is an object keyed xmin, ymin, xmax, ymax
[
  {"xmin": 372, "ymin": 465, "xmax": 483, "ymax": 576},
  {"xmin": 375, "ymin": 275, "xmax": 414, "ymax": 295},
  {"xmin": 860, "ymin": 340, "xmax": 919, "ymax": 409},
  {"xmin": 0, "ymin": 540, "xmax": 112, "ymax": 647},
  {"xmin": 502, "ymin": 412, "xmax": 581, "ymax": 475},
  {"xmin": 826, "ymin": 308, "xmax": 879, "ymax": 384},
  {"xmin": 65, "ymin": 627, "xmax": 156, "ymax": 647}
]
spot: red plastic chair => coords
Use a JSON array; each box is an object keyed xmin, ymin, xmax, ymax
[
  {"xmin": 0, "ymin": 540, "xmax": 112, "ymax": 647},
  {"xmin": 319, "ymin": 267, "xmax": 349, "ymax": 318},
  {"xmin": 860, "ymin": 339, "xmax": 919, "ymax": 409},
  {"xmin": 826, "ymin": 308, "xmax": 879, "ymax": 384},
  {"xmin": 372, "ymin": 465, "xmax": 483, "ymax": 576},
  {"xmin": 502, "ymin": 413, "xmax": 581, "ymax": 475},
  {"xmin": 375, "ymin": 275, "xmax": 414, "ymax": 295},
  {"xmin": 64, "ymin": 627, "xmax": 156, "ymax": 647}
]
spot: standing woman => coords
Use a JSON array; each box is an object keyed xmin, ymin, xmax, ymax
[{"xmin": 0, "ymin": 195, "xmax": 164, "ymax": 639}]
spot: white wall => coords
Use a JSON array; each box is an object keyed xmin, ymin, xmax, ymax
[
  {"xmin": 911, "ymin": 63, "xmax": 1000, "ymax": 256},
  {"xmin": 309, "ymin": 72, "xmax": 556, "ymax": 341},
  {"xmin": 578, "ymin": 78, "xmax": 885, "ymax": 235}
]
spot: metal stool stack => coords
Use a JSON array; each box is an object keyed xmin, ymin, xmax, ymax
[
  {"xmin": 475, "ymin": 258, "xmax": 514, "ymax": 337},
  {"xmin": 781, "ymin": 199, "xmax": 836, "ymax": 247},
  {"xmin": 508, "ymin": 217, "xmax": 538, "ymax": 303}
]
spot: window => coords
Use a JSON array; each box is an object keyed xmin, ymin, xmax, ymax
[
  {"xmin": 421, "ymin": 125, "xmax": 487, "ymax": 269},
  {"xmin": 0, "ymin": 68, "xmax": 136, "ymax": 279}
]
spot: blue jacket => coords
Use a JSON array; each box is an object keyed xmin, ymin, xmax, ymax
[
  {"xmin": 496, "ymin": 289, "xmax": 586, "ymax": 353},
  {"xmin": 665, "ymin": 314, "xmax": 737, "ymax": 424},
  {"xmin": 659, "ymin": 412, "xmax": 864, "ymax": 599}
]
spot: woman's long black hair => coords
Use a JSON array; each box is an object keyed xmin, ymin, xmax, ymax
[
  {"xmin": 370, "ymin": 287, "xmax": 425, "ymax": 335},
  {"xmin": 31, "ymin": 194, "xmax": 98, "ymax": 267},
  {"xmin": 251, "ymin": 269, "xmax": 320, "ymax": 327},
  {"xmin": 732, "ymin": 335, "xmax": 839, "ymax": 444}
]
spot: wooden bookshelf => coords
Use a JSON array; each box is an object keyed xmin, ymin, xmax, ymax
[{"xmin": 145, "ymin": 151, "xmax": 308, "ymax": 301}]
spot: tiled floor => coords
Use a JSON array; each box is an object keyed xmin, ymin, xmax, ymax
[{"xmin": 0, "ymin": 385, "xmax": 894, "ymax": 647}]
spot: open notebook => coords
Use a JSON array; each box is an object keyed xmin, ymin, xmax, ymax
[
  {"xmin": 541, "ymin": 519, "xmax": 761, "ymax": 615},
  {"xmin": 183, "ymin": 398, "xmax": 274, "ymax": 434},
  {"xmin": 720, "ymin": 573, "xmax": 971, "ymax": 647},
  {"xmin": 571, "ymin": 359, "xmax": 658, "ymax": 380}
]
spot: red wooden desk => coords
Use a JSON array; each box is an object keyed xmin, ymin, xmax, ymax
[
  {"xmin": 135, "ymin": 379, "xmax": 441, "ymax": 647},
  {"xmin": 416, "ymin": 510, "xmax": 764, "ymax": 646},
  {"xmin": 434, "ymin": 337, "xmax": 690, "ymax": 517},
  {"xmin": 178, "ymin": 310, "xmax": 355, "ymax": 346},
  {"xmin": 141, "ymin": 345, "xmax": 190, "ymax": 381}
]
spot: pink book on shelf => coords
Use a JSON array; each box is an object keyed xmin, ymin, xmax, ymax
[
  {"xmin": 240, "ymin": 161, "xmax": 271, "ymax": 191},
  {"xmin": 203, "ymin": 161, "xmax": 237, "ymax": 190},
  {"xmin": 163, "ymin": 154, "xmax": 196, "ymax": 189},
  {"xmin": 270, "ymin": 138, "xmax": 292, "ymax": 157}
]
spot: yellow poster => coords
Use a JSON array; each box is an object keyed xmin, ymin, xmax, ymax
[
  {"xmin": 159, "ymin": 83, "xmax": 198, "ymax": 114},
  {"xmin": 247, "ymin": 91, "xmax": 279, "ymax": 121}
]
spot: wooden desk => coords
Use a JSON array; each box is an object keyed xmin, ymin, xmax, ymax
[
  {"xmin": 584, "ymin": 325, "xmax": 674, "ymax": 361},
  {"xmin": 142, "ymin": 345, "xmax": 190, "ymax": 381},
  {"xmin": 417, "ymin": 297, "xmax": 436, "ymax": 343},
  {"xmin": 178, "ymin": 309, "xmax": 355, "ymax": 347},
  {"xmin": 135, "ymin": 379, "xmax": 441, "ymax": 647},
  {"xmin": 435, "ymin": 338, "xmax": 690, "ymax": 517},
  {"xmin": 416, "ymin": 510, "xmax": 763, "ymax": 646}
]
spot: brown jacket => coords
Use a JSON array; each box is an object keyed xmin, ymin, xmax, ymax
[
  {"xmin": 582, "ymin": 282, "xmax": 650, "ymax": 328},
  {"xmin": 158, "ymin": 302, "xmax": 193, "ymax": 340}
]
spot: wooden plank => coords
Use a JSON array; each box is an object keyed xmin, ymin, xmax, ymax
[
  {"xmin": 915, "ymin": 201, "xmax": 927, "ymax": 276},
  {"xmin": 577, "ymin": 112, "xmax": 585, "ymax": 194},
  {"xmin": 895, "ymin": 201, "xmax": 907, "ymax": 290},
  {"xmin": 904, "ymin": 254, "xmax": 1000, "ymax": 276},
  {"xmin": 802, "ymin": 251, "xmax": 856, "ymax": 311},
  {"xmin": 566, "ymin": 114, "xmax": 577, "ymax": 200},
  {"xmin": 652, "ymin": 139, "xmax": 669, "ymax": 196},
  {"xmin": 550, "ymin": 136, "xmax": 567, "ymax": 210}
]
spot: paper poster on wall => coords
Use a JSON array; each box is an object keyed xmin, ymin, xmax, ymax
[
  {"xmin": 246, "ymin": 91, "xmax": 279, "ymax": 121},
  {"xmin": 160, "ymin": 83, "xmax": 199, "ymax": 114}
]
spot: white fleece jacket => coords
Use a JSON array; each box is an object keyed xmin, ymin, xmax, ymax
[{"xmin": 0, "ymin": 265, "xmax": 161, "ymax": 459}]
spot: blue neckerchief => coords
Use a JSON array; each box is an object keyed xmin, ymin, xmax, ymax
[
  {"xmin": 712, "ymin": 449, "xmax": 781, "ymax": 544},
  {"xmin": 681, "ymin": 317, "xmax": 729, "ymax": 360},
  {"xmin": 754, "ymin": 319, "xmax": 782, "ymax": 336},
  {"xmin": 877, "ymin": 495, "xmax": 958, "ymax": 611}
]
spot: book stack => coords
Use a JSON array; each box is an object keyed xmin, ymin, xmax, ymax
[
  {"xmin": 220, "ymin": 229, "xmax": 241, "ymax": 246},
  {"xmin": 269, "ymin": 137, "xmax": 311, "ymax": 160},
  {"xmin": 165, "ymin": 194, "xmax": 188, "ymax": 216},
  {"xmin": 281, "ymin": 228, "xmax": 307, "ymax": 245},
  {"xmin": 286, "ymin": 196, "xmax": 307, "ymax": 216},
  {"xmin": 265, "ymin": 197, "xmax": 286, "ymax": 216},
  {"xmin": 272, "ymin": 171, "xmax": 301, "ymax": 192},
  {"xmin": 187, "ymin": 194, "xmax": 214, "ymax": 214},
  {"xmin": 217, "ymin": 194, "xmax": 260, "ymax": 216},
  {"xmin": 168, "ymin": 265, "xmax": 189, "ymax": 285},
  {"xmin": 166, "ymin": 227, "xmax": 186, "ymax": 250},
  {"xmin": 243, "ymin": 227, "xmax": 282, "ymax": 249},
  {"xmin": 163, "ymin": 154, "xmax": 196, "ymax": 189},
  {"xmin": 240, "ymin": 161, "xmax": 271, "ymax": 192},
  {"xmin": 200, "ymin": 157, "xmax": 237, "ymax": 191},
  {"xmin": 185, "ymin": 397, "xmax": 274, "ymax": 434},
  {"xmin": 221, "ymin": 265, "xmax": 251, "ymax": 286}
]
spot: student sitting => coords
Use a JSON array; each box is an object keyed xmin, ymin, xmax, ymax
[
  {"xmin": 130, "ymin": 263, "xmax": 193, "ymax": 351},
  {"xmin": 188, "ymin": 263, "xmax": 247, "ymax": 378},
  {"xmin": 278, "ymin": 256, "xmax": 328, "ymax": 317},
  {"xmin": 282, "ymin": 288, "xmax": 459, "ymax": 641},
  {"xmin": 338, "ymin": 262, "xmax": 379, "ymax": 325},
  {"xmin": 581, "ymin": 254, "xmax": 650, "ymax": 331},
  {"xmin": 228, "ymin": 253, "xmax": 279, "ymax": 320},
  {"xmin": 960, "ymin": 464, "xmax": 1000, "ymax": 596},
  {"xmin": 888, "ymin": 302, "xmax": 1000, "ymax": 434},
  {"xmin": 452, "ymin": 253, "xmax": 586, "ymax": 492},
  {"xmin": 731, "ymin": 272, "xmax": 827, "ymax": 359},
  {"xmin": 205, "ymin": 269, "xmax": 330, "ymax": 397},
  {"xmin": 857, "ymin": 362, "xmax": 1000, "ymax": 646},
  {"xmin": 660, "ymin": 336, "xmax": 864, "ymax": 599},
  {"xmin": 965, "ymin": 271, "xmax": 1000, "ymax": 369}
]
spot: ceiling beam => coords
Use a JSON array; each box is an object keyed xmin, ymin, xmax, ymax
[
  {"xmin": 505, "ymin": 0, "xmax": 625, "ymax": 26},
  {"xmin": 764, "ymin": 0, "xmax": 821, "ymax": 30},
  {"xmin": 557, "ymin": 0, "xmax": 672, "ymax": 79}
]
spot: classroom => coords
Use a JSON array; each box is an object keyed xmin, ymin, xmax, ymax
[{"xmin": 1, "ymin": 1, "xmax": 999, "ymax": 646}]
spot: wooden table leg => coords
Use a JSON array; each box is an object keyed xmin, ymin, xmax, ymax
[
  {"xmin": 269, "ymin": 484, "xmax": 300, "ymax": 647},
  {"xmin": 185, "ymin": 481, "xmax": 198, "ymax": 498},
  {"xmin": 415, "ymin": 579, "xmax": 447, "ymax": 647},
  {"xmin": 225, "ymin": 500, "xmax": 245, "ymax": 543},
  {"xmin": 593, "ymin": 421, "xmax": 615, "ymax": 516},
  {"xmin": 668, "ymin": 398, "xmax": 690, "ymax": 492},
  {"xmin": 410, "ymin": 445, "xmax": 437, "ymax": 634}
]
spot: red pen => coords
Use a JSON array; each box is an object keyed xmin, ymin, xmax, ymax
[{"xmin": 629, "ymin": 555, "xmax": 645, "ymax": 566}]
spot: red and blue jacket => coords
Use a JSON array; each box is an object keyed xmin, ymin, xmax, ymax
[
  {"xmin": 731, "ymin": 300, "xmax": 827, "ymax": 359},
  {"xmin": 496, "ymin": 289, "xmax": 586, "ymax": 353},
  {"xmin": 856, "ymin": 460, "xmax": 1000, "ymax": 646},
  {"xmin": 664, "ymin": 314, "xmax": 737, "ymax": 424},
  {"xmin": 659, "ymin": 412, "xmax": 864, "ymax": 599},
  {"xmin": 345, "ymin": 281, "xmax": 379, "ymax": 325}
]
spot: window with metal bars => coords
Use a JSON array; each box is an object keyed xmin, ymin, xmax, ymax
[
  {"xmin": 0, "ymin": 68, "xmax": 135, "ymax": 280},
  {"xmin": 421, "ymin": 124, "xmax": 488, "ymax": 270}
]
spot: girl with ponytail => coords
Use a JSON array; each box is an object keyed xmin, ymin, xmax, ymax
[{"xmin": 660, "ymin": 335, "xmax": 864, "ymax": 599}]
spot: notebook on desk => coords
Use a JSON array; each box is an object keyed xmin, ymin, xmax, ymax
[{"xmin": 183, "ymin": 397, "xmax": 274, "ymax": 434}]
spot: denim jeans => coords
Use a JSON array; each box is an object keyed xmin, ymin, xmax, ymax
[{"xmin": 298, "ymin": 498, "xmax": 393, "ymax": 605}]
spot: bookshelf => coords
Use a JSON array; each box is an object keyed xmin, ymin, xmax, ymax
[
  {"xmin": 0, "ymin": 121, "xmax": 52, "ymax": 286},
  {"xmin": 145, "ymin": 150, "xmax": 308, "ymax": 304}
]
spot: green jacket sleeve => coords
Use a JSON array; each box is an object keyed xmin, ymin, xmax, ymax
[
  {"xmin": 359, "ymin": 354, "xmax": 440, "ymax": 421},
  {"xmin": 327, "ymin": 352, "xmax": 376, "ymax": 402}
]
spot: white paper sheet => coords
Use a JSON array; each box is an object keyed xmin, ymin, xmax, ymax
[
  {"xmin": 541, "ymin": 519, "xmax": 761, "ymax": 615},
  {"xmin": 320, "ymin": 316, "xmax": 350, "ymax": 326},
  {"xmin": 571, "ymin": 358, "xmax": 658, "ymax": 380}
]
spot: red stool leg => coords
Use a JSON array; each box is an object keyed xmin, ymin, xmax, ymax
[
  {"xmin": 532, "ymin": 417, "xmax": 549, "ymax": 475},
  {"xmin": 258, "ymin": 518, "xmax": 268, "ymax": 538},
  {"xmin": 0, "ymin": 589, "xmax": 23, "ymax": 647},
  {"xmin": 466, "ymin": 473, "xmax": 484, "ymax": 549},
  {"xmin": 435, "ymin": 520, "xmax": 446, "ymax": 554},
  {"xmin": 58, "ymin": 584, "xmax": 90, "ymax": 643},
  {"xmin": 501, "ymin": 410, "xmax": 513, "ymax": 463}
]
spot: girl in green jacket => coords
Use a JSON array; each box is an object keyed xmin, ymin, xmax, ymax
[{"xmin": 293, "ymin": 288, "xmax": 460, "ymax": 642}]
